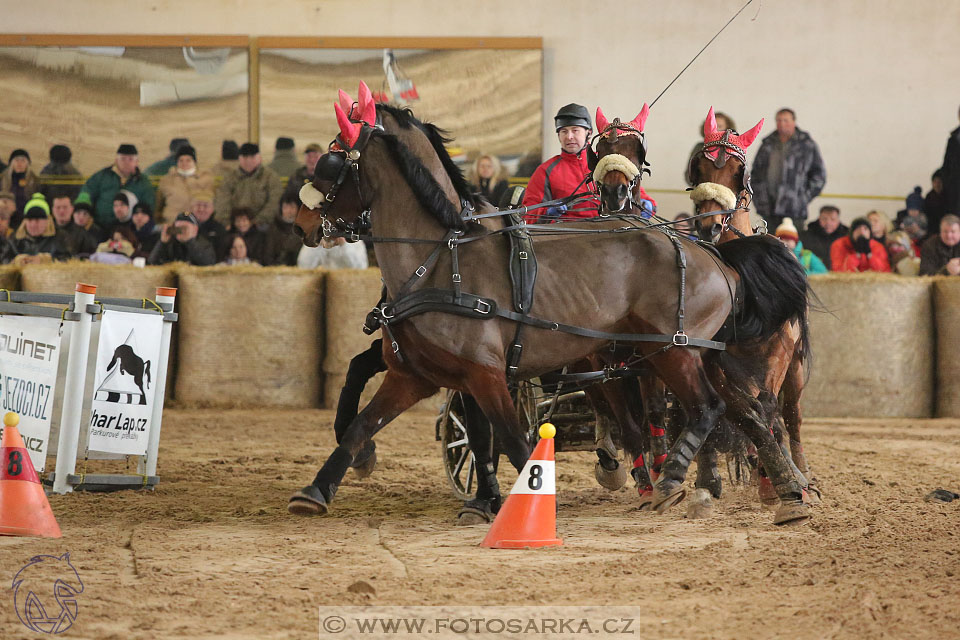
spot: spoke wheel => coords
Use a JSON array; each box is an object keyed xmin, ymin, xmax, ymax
[{"xmin": 438, "ymin": 390, "xmax": 478, "ymax": 500}]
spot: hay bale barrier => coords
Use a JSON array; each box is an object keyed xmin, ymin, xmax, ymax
[
  {"xmin": 0, "ymin": 265, "xmax": 20, "ymax": 292},
  {"xmin": 20, "ymin": 261, "xmax": 176, "ymax": 298},
  {"xmin": 933, "ymin": 277, "xmax": 960, "ymax": 417},
  {"xmin": 803, "ymin": 273, "xmax": 934, "ymax": 418},
  {"xmin": 175, "ymin": 266, "xmax": 324, "ymax": 408}
]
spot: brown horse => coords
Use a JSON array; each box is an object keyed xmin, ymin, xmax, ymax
[
  {"xmin": 290, "ymin": 87, "xmax": 811, "ymax": 525},
  {"xmin": 686, "ymin": 106, "xmax": 817, "ymax": 505}
]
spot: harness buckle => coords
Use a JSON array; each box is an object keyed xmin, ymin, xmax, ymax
[
  {"xmin": 550, "ymin": 322, "xmax": 559, "ymax": 331},
  {"xmin": 474, "ymin": 300, "xmax": 492, "ymax": 315},
  {"xmin": 452, "ymin": 273, "xmax": 461, "ymax": 283},
  {"xmin": 415, "ymin": 266, "xmax": 427, "ymax": 278},
  {"xmin": 391, "ymin": 340, "xmax": 400, "ymax": 354},
  {"xmin": 519, "ymin": 251, "xmax": 528, "ymax": 260},
  {"xmin": 379, "ymin": 305, "xmax": 395, "ymax": 321},
  {"xmin": 672, "ymin": 331, "xmax": 689, "ymax": 347}
]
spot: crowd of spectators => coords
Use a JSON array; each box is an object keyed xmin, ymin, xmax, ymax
[{"xmin": 0, "ymin": 137, "xmax": 368, "ymax": 270}]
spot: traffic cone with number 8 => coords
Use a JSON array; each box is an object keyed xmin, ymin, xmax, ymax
[
  {"xmin": 480, "ymin": 423, "xmax": 562, "ymax": 549},
  {"xmin": 0, "ymin": 412, "xmax": 61, "ymax": 538}
]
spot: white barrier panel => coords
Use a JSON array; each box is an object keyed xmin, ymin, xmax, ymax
[
  {"xmin": 0, "ymin": 315, "xmax": 62, "ymax": 471},
  {"xmin": 87, "ymin": 310, "xmax": 163, "ymax": 456}
]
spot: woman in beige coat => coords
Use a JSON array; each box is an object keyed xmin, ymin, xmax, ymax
[{"xmin": 155, "ymin": 145, "xmax": 213, "ymax": 222}]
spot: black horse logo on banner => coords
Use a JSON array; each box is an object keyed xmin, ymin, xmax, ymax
[{"xmin": 100, "ymin": 344, "xmax": 151, "ymax": 405}]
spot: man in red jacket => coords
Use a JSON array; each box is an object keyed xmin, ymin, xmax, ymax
[
  {"xmin": 522, "ymin": 104, "xmax": 599, "ymax": 222},
  {"xmin": 830, "ymin": 217, "xmax": 891, "ymax": 272}
]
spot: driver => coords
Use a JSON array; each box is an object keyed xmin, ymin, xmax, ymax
[{"xmin": 522, "ymin": 104, "xmax": 599, "ymax": 223}]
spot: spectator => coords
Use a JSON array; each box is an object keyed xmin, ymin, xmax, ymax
[
  {"xmin": 228, "ymin": 208, "xmax": 266, "ymax": 264},
  {"xmin": 131, "ymin": 202, "xmax": 160, "ymax": 258},
  {"xmin": 80, "ymin": 144, "xmax": 155, "ymax": 230},
  {"xmin": 147, "ymin": 212, "xmax": 216, "ymax": 266},
  {"xmin": 89, "ymin": 227, "xmax": 137, "ymax": 265},
  {"xmin": 467, "ymin": 154, "xmax": 509, "ymax": 205},
  {"xmin": 39, "ymin": 145, "xmax": 83, "ymax": 202},
  {"xmin": 145, "ymin": 137, "xmax": 190, "ymax": 177},
  {"xmin": 211, "ymin": 140, "xmax": 240, "ymax": 184},
  {"xmin": 775, "ymin": 218, "xmax": 827, "ymax": 275},
  {"xmin": 800, "ymin": 205, "xmax": 848, "ymax": 269},
  {"xmin": 0, "ymin": 192, "xmax": 16, "ymax": 236},
  {"xmin": 13, "ymin": 194, "xmax": 66, "ymax": 264},
  {"xmin": 284, "ymin": 142, "xmax": 323, "ymax": 200},
  {"xmin": 220, "ymin": 234, "xmax": 259, "ymax": 266},
  {"xmin": 268, "ymin": 137, "xmax": 299, "ymax": 179},
  {"xmin": 886, "ymin": 231, "xmax": 921, "ymax": 276},
  {"xmin": 1, "ymin": 149, "xmax": 40, "ymax": 229},
  {"xmin": 919, "ymin": 214, "xmax": 960, "ymax": 276},
  {"xmin": 896, "ymin": 186, "xmax": 929, "ymax": 237},
  {"xmin": 191, "ymin": 191, "xmax": 229, "ymax": 262},
  {"xmin": 830, "ymin": 217, "xmax": 890, "ymax": 273},
  {"xmin": 685, "ymin": 111, "xmax": 736, "ymax": 183},
  {"xmin": 156, "ymin": 144, "xmax": 214, "ymax": 222},
  {"xmin": 925, "ymin": 168, "xmax": 947, "ymax": 234},
  {"xmin": 72, "ymin": 199, "xmax": 106, "ymax": 245},
  {"xmin": 866, "ymin": 210, "xmax": 893, "ymax": 245},
  {"xmin": 215, "ymin": 143, "xmax": 282, "ymax": 226},
  {"xmin": 51, "ymin": 193, "xmax": 97, "ymax": 258},
  {"xmin": 673, "ymin": 212, "xmax": 697, "ymax": 240},
  {"xmin": 297, "ymin": 237, "xmax": 369, "ymax": 270},
  {"xmin": 750, "ymin": 108, "xmax": 826, "ymax": 230},
  {"xmin": 263, "ymin": 193, "xmax": 303, "ymax": 266},
  {"xmin": 940, "ymin": 106, "xmax": 960, "ymax": 216},
  {"xmin": 111, "ymin": 191, "xmax": 137, "ymax": 237}
]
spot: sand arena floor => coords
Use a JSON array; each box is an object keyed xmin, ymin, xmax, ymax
[{"xmin": 0, "ymin": 409, "xmax": 958, "ymax": 639}]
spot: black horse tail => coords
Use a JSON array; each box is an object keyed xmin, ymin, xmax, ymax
[{"xmin": 716, "ymin": 234, "xmax": 815, "ymax": 369}]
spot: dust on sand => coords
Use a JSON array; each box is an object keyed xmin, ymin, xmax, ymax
[{"xmin": 0, "ymin": 411, "xmax": 958, "ymax": 639}]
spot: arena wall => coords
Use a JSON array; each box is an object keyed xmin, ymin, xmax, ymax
[{"xmin": 6, "ymin": 0, "xmax": 959, "ymax": 225}]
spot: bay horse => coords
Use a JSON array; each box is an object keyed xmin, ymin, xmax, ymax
[
  {"xmin": 686, "ymin": 106, "xmax": 817, "ymax": 505},
  {"xmin": 290, "ymin": 84, "xmax": 811, "ymax": 525}
]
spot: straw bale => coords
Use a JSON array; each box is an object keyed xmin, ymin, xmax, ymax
[
  {"xmin": 803, "ymin": 273, "xmax": 933, "ymax": 418},
  {"xmin": 933, "ymin": 277, "xmax": 960, "ymax": 417},
  {"xmin": 0, "ymin": 265, "xmax": 20, "ymax": 292},
  {"xmin": 175, "ymin": 266, "xmax": 324, "ymax": 408},
  {"xmin": 20, "ymin": 261, "xmax": 176, "ymax": 299},
  {"xmin": 323, "ymin": 268, "xmax": 384, "ymax": 373}
]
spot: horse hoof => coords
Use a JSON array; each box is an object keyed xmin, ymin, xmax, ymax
[
  {"xmin": 288, "ymin": 485, "xmax": 329, "ymax": 516},
  {"xmin": 758, "ymin": 476, "xmax": 779, "ymax": 510},
  {"xmin": 457, "ymin": 500, "xmax": 494, "ymax": 526},
  {"xmin": 594, "ymin": 460, "xmax": 629, "ymax": 491},
  {"xmin": 773, "ymin": 500, "xmax": 811, "ymax": 526},
  {"xmin": 636, "ymin": 486, "xmax": 655, "ymax": 511},
  {"xmin": 653, "ymin": 481, "xmax": 687, "ymax": 514},
  {"xmin": 686, "ymin": 488, "xmax": 714, "ymax": 519},
  {"xmin": 803, "ymin": 486, "xmax": 821, "ymax": 506},
  {"xmin": 352, "ymin": 449, "xmax": 377, "ymax": 479}
]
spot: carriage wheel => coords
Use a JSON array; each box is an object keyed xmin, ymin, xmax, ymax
[
  {"xmin": 512, "ymin": 379, "xmax": 542, "ymax": 442},
  {"xmin": 437, "ymin": 390, "xmax": 479, "ymax": 501}
]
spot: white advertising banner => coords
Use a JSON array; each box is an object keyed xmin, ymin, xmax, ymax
[
  {"xmin": 0, "ymin": 315, "xmax": 62, "ymax": 472},
  {"xmin": 87, "ymin": 310, "xmax": 163, "ymax": 455}
]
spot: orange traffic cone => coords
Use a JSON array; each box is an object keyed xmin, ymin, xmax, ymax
[
  {"xmin": 0, "ymin": 412, "xmax": 61, "ymax": 538},
  {"xmin": 481, "ymin": 423, "xmax": 562, "ymax": 549}
]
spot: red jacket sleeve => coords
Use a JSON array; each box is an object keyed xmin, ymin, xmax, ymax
[
  {"xmin": 830, "ymin": 238, "xmax": 854, "ymax": 272},
  {"xmin": 868, "ymin": 240, "xmax": 891, "ymax": 272},
  {"xmin": 521, "ymin": 165, "xmax": 547, "ymax": 223}
]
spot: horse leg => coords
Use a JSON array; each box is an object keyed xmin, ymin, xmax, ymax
[
  {"xmin": 649, "ymin": 350, "xmax": 726, "ymax": 513},
  {"xmin": 585, "ymin": 378, "xmax": 636, "ymax": 491},
  {"xmin": 780, "ymin": 354, "xmax": 818, "ymax": 500},
  {"xmin": 639, "ymin": 376, "xmax": 669, "ymax": 481},
  {"xmin": 456, "ymin": 394, "xmax": 505, "ymax": 525},
  {"xmin": 333, "ymin": 339, "xmax": 388, "ymax": 478},
  {"xmin": 687, "ymin": 438, "xmax": 722, "ymax": 519},
  {"xmin": 288, "ymin": 368, "xmax": 437, "ymax": 516}
]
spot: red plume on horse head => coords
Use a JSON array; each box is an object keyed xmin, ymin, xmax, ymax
[
  {"xmin": 703, "ymin": 106, "xmax": 764, "ymax": 156},
  {"xmin": 338, "ymin": 89, "xmax": 354, "ymax": 118},
  {"xmin": 334, "ymin": 102, "xmax": 361, "ymax": 147},
  {"xmin": 356, "ymin": 81, "xmax": 377, "ymax": 127},
  {"xmin": 596, "ymin": 107, "xmax": 610, "ymax": 133},
  {"xmin": 630, "ymin": 103, "xmax": 650, "ymax": 132}
]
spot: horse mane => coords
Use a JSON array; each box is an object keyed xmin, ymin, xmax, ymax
[{"xmin": 375, "ymin": 104, "xmax": 479, "ymax": 210}]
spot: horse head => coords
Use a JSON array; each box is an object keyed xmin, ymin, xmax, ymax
[
  {"xmin": 687, "ymin": 106, "xmax": 763, "ymax": 243},
  {"xmin": 589, "ymin": 105, "xmax": 650, "ymax": 214}
]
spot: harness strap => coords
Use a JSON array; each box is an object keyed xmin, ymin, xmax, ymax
[
  {"xmin": 395, "ymin": 230, "xmax": 455, "ymax": 299},
  {"xmin": 541, "ymin": 156, "xmax": 563, "ymax": 203}
]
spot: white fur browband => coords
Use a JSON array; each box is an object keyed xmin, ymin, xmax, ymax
[
  {"xmin": 689, "ymin": 182, "xmax": 737, "ymax": 211},
  {"xmin": 299, "ymin": 182, "xmax": 326, "ymax": 210},
  {"xmin": 593, "ymin": 154, "xmax": 640, "ymax": 183}
]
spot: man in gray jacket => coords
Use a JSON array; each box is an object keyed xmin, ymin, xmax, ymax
[
  {"xmin": 751, "ymin": 108, "xmax": 827, "ymax": 231},
  {"xmin": 214, "ymin": 143, "xmax": 283, "ymax": 226}
]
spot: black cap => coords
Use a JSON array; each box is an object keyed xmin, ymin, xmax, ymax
[
  {"xmin": 275, "ymin": 137, "xmax": 295, "ymax": 151},
  {"xmin": 849, "ymin": 217, "xmax": 871, "ymax": 237},
  {"xmin": 73, "ymin": 201, "xmax": 94, "ymax": 215},
  {"xmin": 554, "ymin": 104, "xmax": 591, "ymax": 132},
  {"xmin": 222, "ymin": 140, "xmax": 239, "ymax": 160},
  {"xmin": 113, "ymin": 192, "xmax": 129, "ymax": 205},
  {"xmin": 133, "ymin": 202, "xmax": 153, "ymax": 217},
  {"xmin": 176, "ymin": 145, "xmax": 197, "ymax": 161},
  {"xmin": 175, "ymin": 212, "xmax": 199, "ymax": 225},
  {"xmin": 9, "ymin": 149, "xmax": 30, "ymax": 163},
  {"xmin": 238, "ymin": 143, "xmax": 259, "ymax": 156},
  {"xmin": 24, "ymin": 206, "xmax": 48, "ymax": 220},
  {"xmin": 116, "ymin": 143, "xmax": 138, "ymax": 155},
  {"xmin": 49, "ymin": 144, "xmax": 72, "ymax": 164},
  {"xmin": 169, "ymin": 137, "xmax": 189, "ymax": 153}
]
